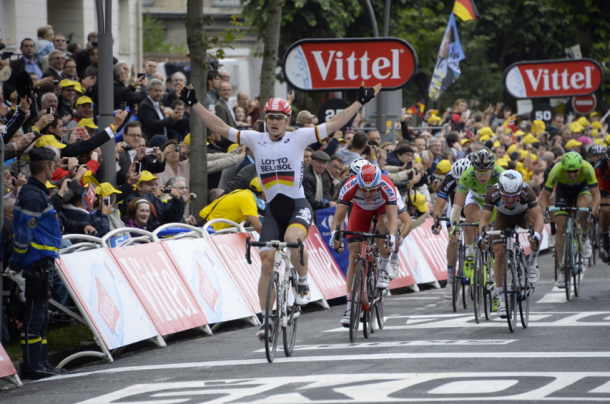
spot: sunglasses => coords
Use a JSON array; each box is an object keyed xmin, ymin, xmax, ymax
[
  {"xmin": 361, "ymin": 187, "xmax": 379, "ymax": 194},
  {"xmin": 565, "ymin": 169, "xmax": 580, "ymax": 174},
  {"xmin": 474, "ymin": 169, "xmax": 492, "ymax": 176},
  {"xmin": 266, "ymin": 114, "xmax": 288, "ymax": 121},
  {"xmin": 500, "ymin": 192, "xmax": 519, "ymax": 200}
]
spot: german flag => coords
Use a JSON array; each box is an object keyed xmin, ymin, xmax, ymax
[
  {"xmin": 260, "ymin": 171, "xmax": 295, "ymax": 189},
  {"xmin": 453, "ymin": 0, "xmax": 479, "ymax": 22},
  {"xmin": 406, "ymin": 101, "xmax": 425, "ymax": 117}
]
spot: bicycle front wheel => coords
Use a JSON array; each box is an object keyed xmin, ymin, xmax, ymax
[
  {"xmin": 349, "ymin": 260, "xmax": 365, "ymax": 343},
  {"xmin": 504, "ymin": 251, "xmax": 518, "ymax": 333},
  {"xmin": 283, "ymin": 269, "xmax": 299, "ymax": 357},
  {"xmin": 375, "ymin": 296, "xmax": 384, "ymax": 329},
  {"xmin": 364, "ymin": 261, "xmax": 376, "ymax": 338},
  {"xmin": 264, "ymin": 271, "xmax": 280, "ymax": 363},
  {"xmin": 574, "ymin": 245, "xmax": 582, "ymax": 297},
  {"xmin": 473, "ymin": 247, "xmax": 483, "ymax": 324},
  {"xmin": 518, "ymin": 254, "xmax": 530, "ymax": 329},
  {"xmin": 565, "ymin": 237, "xmax": 573, "ymax": 301},
  {"xmin": 452, "ymin": 243, "xmax": 463, "ymax": 312}
]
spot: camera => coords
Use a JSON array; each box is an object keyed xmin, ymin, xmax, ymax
[
  {"xmin": 427, "ymin": 174, "xmax": 441, "ymax": 186},
  {"xmin": 120, "ymin": 102, "xmax": 126, "ymax": 110},
  {"xmin": 123, "ymin": 144, "xmax": 132, "ymax": 151},
  {"xmin": 162, "ymin": 186, "xmax": 172, "ymax": 194},
  {"xmin": 175, "ymin": 145, "xmax": 181, "ymax": 152},
  {"xmin": 1, "ymin": 51, "xmax": 14, "ymax": 60},
  {"xmin": 53, "ymin": 80, "xmax": 59, "ymax": 85},
  {"xmin": 91, "ymin": 41, "xmax": 98, "ymax": 47}
]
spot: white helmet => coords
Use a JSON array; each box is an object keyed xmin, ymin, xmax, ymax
[
  {"xmin": 498, "ymin": 170, "xmax": 523, "ymax": 194},
  {"xmin": 349, "ymin": 158, "xmax": 370, "ymax": 176},
  {"xmin": 450, "ymin": 158, "xmax": 471, "ymax": 179}
]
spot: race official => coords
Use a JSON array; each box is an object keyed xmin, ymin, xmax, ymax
[{"xmin": 10, "ymin": 147, "xmax": 63, "ymax": 380}]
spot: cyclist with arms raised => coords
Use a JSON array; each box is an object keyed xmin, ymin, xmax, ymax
[
  {"xmin": 479, "ymin": 170, "xmax": 544, "ymax": 317},
  {"xmin": 178, "ymin": 82, "xmax": 381, "ymax": 338},
  {"xmin": 539, "ymin": 151, "xmax": 599, "ymax": 288},
  {"xmin": 432, "ymin": 157, "xmax": 471, "ymax": 299},
  {"xmin": 450, "ymin": 149, "xmax": 504, "ymax": 286},
  {"xmin": 330, "ymin": 164, "xmax": 398, "ymax": 326}
]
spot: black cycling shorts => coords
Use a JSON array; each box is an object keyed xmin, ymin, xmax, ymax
[
  {"xmin": 259, "ymin": 194, "xmax": 313, "ymax": 242},
  {"xmin": 555, "ymin": 182, "xmax": 591, "ymax": 215}
]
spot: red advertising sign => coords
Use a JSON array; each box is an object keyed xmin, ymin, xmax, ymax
[
  {"xmin": 0, "ymin": 342, "xmax": 17, "ymax": 378},
  {"xmin": 111, "ymin": 244, "xmax": 207, "ymax": 336},
  {"xmin": 283, "ymin": 38, "xmax": 418, "ymax": 91},
  {"xmin": 409, "ymin": 218, "xmax": 449, "ymax": 282},
  {"xmin": 304, "ymin": 227, "xmax": 346, "ymax": 300},
  {"xmin": 505, "ymin": 59, "xmax": 603, "ymax": 99},
  {"xmin": 572, "ymin": 94, "xmax": 597, "ymax": 115}
]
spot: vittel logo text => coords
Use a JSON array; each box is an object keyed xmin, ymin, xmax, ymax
[
  {"xmin": 312, "ymin": 49, "xmax": 403, "ymax": 81},
  {"xmin": 524, "ymin": 66, "xmax": 595, "ymax": 92}
]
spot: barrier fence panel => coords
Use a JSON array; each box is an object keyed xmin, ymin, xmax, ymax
[
  {"xmin": 0, "ymin": 341, "xmax": 21, "ymax": 387},
  {"xmin": 57, "ymin": 249, "xmax": 160, "ymax": 350},
  {"xmin": 410, "ymin": 218, "xmax": 449, "ymax": 282},
  {"xmin": 110, "ymin": 244, "xmax": 208, "ymax": 336},
  {"xmin": 303, "ymin": 227, "xmax": 347, "ymax": 300},
  {"xmin": 161, "ymin": 238, "xmax": 256, "ymax": 324}
]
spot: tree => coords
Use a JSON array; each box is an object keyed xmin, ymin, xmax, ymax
[
  {"xmin": 185, "ymin": 0, "xmax": 209, "ymax": 209},
  {"xmin": 143, "ymin": 13, "xmax": 186, "ymax": 54},
  {"xmin": 259, "ymin": 0, "xmax": 283, "ymax": 108}
]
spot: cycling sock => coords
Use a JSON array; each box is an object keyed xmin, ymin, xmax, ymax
[
  {"xmin": 528, "ymin": 251, "xmax": 539, "ymax": 266},
  {"xmin": 466, "ymin": 244, "xmax": 475, "ymax": 258},
  {"xmin": 581, "ymin": 233, "xmax": 589, "ymax": 241},
  {"xmin": 446, "ymin": 265, "xmax": 454, "ymax": 283},
  {"xmin": 390, "ymin": 251, "xmax": 399, "ymax": 261},
  {"xmin": 346, "ymin": 294, "xmax": 352, "ymax": 311},
  {"xmin": 603, "ymin": 232, "xmax": 609, "ymax": 250},
  {"xmin": 297, "ymin": 275, "xmax": 308, "ymax": 284},
  {"xmin": 380, "ymin": 256, "xmax": 390, "ymax": 271},
  {"xmin": 496, "ymin": 287, "xmax": 503, "ymax": 295},
  {"xmin": 550, "ymin": 222, "xmax": 556, "ymax": 235}
]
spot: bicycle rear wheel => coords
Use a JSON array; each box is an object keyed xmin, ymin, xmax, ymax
[
  {"xmin": 452, "ymin": 244, "xmax": 463, "ymax": 312},
  {"xmin": 565, "ymin": 237, "xmax": 573, "ymax": 301},
  {"xmin": 283, "ymin": 269, "xmax": 299, "ymax": 357},
  {"xmin": 504, "ymin": 251, "xmax": 518, "ymax": 333},
  {"xmin": 375, "ymin": 296, "xmax": 384, "ymax": 329},
  {"xmin": 473, "ymin": 248, "xmax": 483, "ymax": 324},
  {"xmin": 363, "ymin": 261, "xmax": 375, "ymax": 338},
  {"xmin": 349, "ymin": 260, "xmax": 365, "ymax": 343},
  {"xmin": 574, "ymin": 247, "xmax": 582, "ymax": 297},
  {"xmin": 264, "ymin": 271, "xmax": 280, "ymax": 363},
  {"xmin": 484, "ymin": 253, "xmax": 493, "ymax": 321},
  {"xmin": 518, "ymin": 254, "xmax": 530, "ymax": 329}
]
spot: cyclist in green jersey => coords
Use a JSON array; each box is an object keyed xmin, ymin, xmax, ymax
[
  {"xmin": 450, "ymin": 148, "xmax": 504, "ymax": 281},
  {"xmin": 539, "ymin": 151, "xmax": 600, "ymax": 288}
]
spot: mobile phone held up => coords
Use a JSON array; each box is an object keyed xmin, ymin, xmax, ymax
[
  {"xmin": 137, "ymin": 73, "xmax": 145, "ymax": 79},
  {"xmin": 104, "ymin": 197, "xmax": 111, "ymax": 206},
  {"xmin": 134, "ymin": 162, "xmax": 142, "ymax": 175},
  {"xmin": 120, "ymin": 102, "xmax": 126, "ymax": 111}
]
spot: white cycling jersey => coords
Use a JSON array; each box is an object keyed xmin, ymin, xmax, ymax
[{"xmin": 228, "ymin": 125, "xmax": 328, "ymax": 202}]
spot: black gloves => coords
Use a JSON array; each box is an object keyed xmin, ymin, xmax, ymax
[
  {"xmin": 179, "ymin": 87, "xmax": 199, "ymax": 106},
  {"xmin": 358, "ymin": 85, "xmax": 376, "ymax": 105}
]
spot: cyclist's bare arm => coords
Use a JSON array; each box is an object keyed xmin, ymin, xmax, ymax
[
  {"xmin": 385, "ymin": 204, "xmax": 399, "ymax": 237},
  {"xmin": 529, "ymin": 206, "xmax": 545, "ymax": 235},
  {"xmin": 433, "ymin": 197, "xmax": 447, "ymax": 220},
  {"xmin": 591, "ymin": 187, "xmax": 601, "ymax": 216},
  {"xmin": 538, "ymin": 189, "xmax": 552, "ymax": 214},
  {"xmin": 479, "ymin": 209, "xmax": 492, "ymax": 235},
  {"xmin": 451, "ymin": 191, "xmax": 466, "ymax": 225},
  {"xmin": 189, "ymin": 101, "xmax": 232, "ymax": 138},
  {"xmin": 398, "ymin": 210, "xmax": 413, "ymax": 239},
  {"xmin": 330, "ymin": 203, "xmax": 349, "ymax": 249},
  {"xmin": 324, "ymin": 82, "xmax": 382, "ymax": 133}
]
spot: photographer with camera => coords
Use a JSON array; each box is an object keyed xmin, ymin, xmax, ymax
[
  {"xmin": 334, "ymin": 131, "xmax": 378, "ymax": 167},
  {"xmin": 120, "ymin": 170, "xmax": 185, "ymax": 229}
]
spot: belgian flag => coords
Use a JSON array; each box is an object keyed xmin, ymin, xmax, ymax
[
  {"xmin": 453, "ymin": 0, "xmax": 479, "ymax": 22},
  {"xmin": 406, "ymin": 101, "xmax": 425, "ymax": 117}
]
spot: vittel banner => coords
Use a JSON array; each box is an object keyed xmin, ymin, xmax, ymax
[
  {"xmin": 504, "ymin": 59, "xmax": 603, "ymax": 99},
  {"xmin": 283, "ymin": 38, "xmax": 418, "ymax": 91}
]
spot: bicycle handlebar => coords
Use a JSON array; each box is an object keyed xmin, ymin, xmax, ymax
[{"xmin": 245, "ymin": 237, "xmax": 305, "ymax": 266}]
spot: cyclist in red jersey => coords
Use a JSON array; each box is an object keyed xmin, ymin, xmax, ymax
[
  {"xmin": 330, "ymin": 164, "xmax": 398, "ymax": 326},
  {"xmin": 594, "ymin": 147, "xmax": 610, "ymax": 262}
]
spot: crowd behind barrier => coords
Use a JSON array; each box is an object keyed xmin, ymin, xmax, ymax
[{"xmin": 0, "ymin": 217, "xmax": 553, "ymax": 386}]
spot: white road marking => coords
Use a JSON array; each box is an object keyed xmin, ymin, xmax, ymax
[
  {"xmin": 590, "ymin": 381, "xmax": 610, "ymax": 393},
  {"xmin": 74, "ymin": 373, "xmax": 610, "ymax": 403},
  {"xmin": 391, "ymin": 296, "xmax": 442, "ymax": 300},
  {"xmin": 253, "ymin": 339, "xmax": 517, "ymax": 352}
]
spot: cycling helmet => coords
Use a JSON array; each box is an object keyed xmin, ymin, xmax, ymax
[
  {"xmin": 469, "ymin": 148, "xmax": 495, "ymax": 170},
  {"xmin": 249, "ymin": 177, "xmax": 263, "ymax": 193},
  {"xmin": 561, "ymin": 151, "xmax": 583, "ymax": 171},
  {"xmin": 263, "ymin": 98, "xmax": 292, "ymax": 116},
  {"xmin": 358, "ymin": 164, "xmax": 382, "ymax": 189},
  {"xmin": 450, "ymin": 158, "xmax": 471, "ymax": 179},
  {"xmin": 498, "ymin": 170, "xmax": 523, "ymax": 194},
  {"xmin": 349, "ymin": 158, "xmax": 369, "ymax": 176},
  {"xmin": 590, "ymin": 144, "xmax": 605, "ymax": 155}
]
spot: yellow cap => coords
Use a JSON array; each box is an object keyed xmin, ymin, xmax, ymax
[
  {"xmin": 428, "ymin": 114, "xmax": 441, "ymax": 124},
  {"xmin": 478, "ymin": 127, "xmax": 494, "ymax": 138},
  {"xmin": 184, "ymin": 133, "xmax": 191, "ymax": 146},
  {"xmin": 479, "ymin": 135, "xmax": 491, "ymax": 142},
  {"xmin": 496, "ymin": 157, "xmax": 509, "ymax": 167},
  {"xmin": 77, "ymin": 118, "xmax": 98, "ymax": 129},
  {"xmin": 74, "ymin": 82, "xmax": 84, "ymax": 94},
  {"xmin": 96, "ymin": 182, "xmax": 123, "ymax": 196},
  {"xmin": 227, "ymin": 143, "xmax": 239, "ymax": 153},
  {"xmin": 76, "ymin": 96, "xmax": 93, "ymax": 106},
  {"xmin": 590, "ymin": 111, "xmax": 600, "ymax": 118},
  {"xmin": 137, "ymin": 170, "xmax": 159, "ymax": 183},
  {"xmin": 338, "ymin": 138, "xmax": 347, "ymax": 143},
  {"xmin": 514, "ymin": 130, "xmax": 526, "ymax": 137},
  {"xmin": 594, "ymin": 138, "xmax": 605, "ymax": 145},
  {"xmin": 410, "ymin": 193, "xmax": 427, "ymax": 213},
  {"xmin": 35, "ymin": 135, "xmax": 66, "ymax": 149},
  {"xmin": 436, "ymin": 159, "xmax": 452, "ymax": 174},
  {"xmin": 532, "ymin": 120, "xmax": 546, "ymax": 135},
  {"xmin": 523, "ymin": 134, "xmax": 537, "ymax": 145},
  {"xmin": 60, "ymin": 79, "xmax": 77, "ymax": 89},
  {"xmin": 569, "ymin": 121, "xmax": 584, "ymax": 133},
  {"xmin": 45, "ymin": 181, "xmax": 58, "ymax": 189},
  {"xmin": 577, "ymin": 117, "xmax": 590, "ymax": 127},
  {"xmin": 461, "ymin": 138, "xmax": 472, "ymax": 145},
  {"xmin": 82, "ymin": 170, "xmax": 99, "ymax": 186},
  {"xmin": 566, "ymin": 139, "xmax": 583, "ymax": 149},
  {"xmin": 605, "ymin": 135, "xmax": 610, "ymax": 145},
  {"xmin": 592, "ymin": 121, "xmax": 602, "ymax": 130},
  {"xmin": 493, "ymin": 140, "xmax": 500, "ymax": 148}
]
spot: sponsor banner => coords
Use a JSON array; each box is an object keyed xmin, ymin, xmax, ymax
[
  {"xmin": 283, "ymin": 38, "xmax": 417, "ymax": 91},
  {"xmin": 304, "ymin": 227, "xmax": 347, "ymax": 300},
  {"xmin": 57, "ymin": 250, "xmax": 158, "ymax": 350},
  {"xmin": 409, "ymin": 218, "xmax": 449, "ymax": 281},
  {"xmin": 111, "ymin": 244, "xmax": 207, "ymax": 336},
  {"xmin": 315, "ymin": 206, "xmax": 349, "ymax": 275},
  {"xmin": 504, "ymin": 59, "xmax": 603, "ymax": 99},
  {"xmin": 161, "ymin": 238, "xmax": 255, "ymax": 324},
  {"xmin": 0, "ymin": 342, "xmax": 17, "ymax": 378}
]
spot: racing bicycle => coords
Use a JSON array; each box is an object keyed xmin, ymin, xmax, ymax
[
  {"xmin": 473, "ymin": 236, "xmax": 495, "ymax": 323},
  {"xmin": 443, "ymin": 217, "xmax": 479, "ymax": 312},
  {"xmin": 245, "ymin": 237, "xmax": 304, "ymax": 363}
]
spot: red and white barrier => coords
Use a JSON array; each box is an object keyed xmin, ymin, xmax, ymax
[
  {"xmin": 0, "ymin": 342, "xmax": 18, "ymax": 382},
  {"xmin": 303, "ymin": 227, "xmax": 347, "ymax": 300}
]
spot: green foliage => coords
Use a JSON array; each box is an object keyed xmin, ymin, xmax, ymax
[{"xmin": 143, "ymin": 13, "xmax": 186, "ymax": 54}]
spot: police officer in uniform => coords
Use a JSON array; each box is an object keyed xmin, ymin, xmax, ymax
[{"xmin": 9, "ymin": 147, "xmax": 63, "ymax": 379}]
